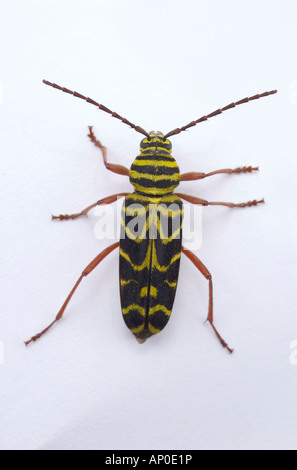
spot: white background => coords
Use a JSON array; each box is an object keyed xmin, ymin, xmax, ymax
[{"xmin": 1, "ymin": 0, "xmax": 296, "ymax": 451}]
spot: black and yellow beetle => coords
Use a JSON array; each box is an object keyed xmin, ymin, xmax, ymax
[{"xmin": 25, "ymin": 81, "xmax": 277, "ymax": 352}]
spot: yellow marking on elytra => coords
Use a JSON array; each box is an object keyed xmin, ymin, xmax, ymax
[
  {"xmin": 151, "ymin": 241, "xmax": 181, "ymax": 272},
  {"xmin": 149, "ymin": 305, "xmax": 171, "ymax": 316},
  {"xmin": 148, "ymin": 324, "xmax": 161, "ymax": 334},
  {"xmin": 159, "ymin": 227, "xmax": 182, "ymax": 244},
  {"xmin": 140, "ymin": 287, "xmax": 148, "ymax": 297},
  {"xmin": 123, "ymin": 208, "xmax": 182, "ymax": 243},
  {"xmin": 122, "ymin": 304, "xmax": 146, "ymax": 316},
  {"xmin": 156, "ymin": 204, "xmax": 183, "ymax": 218},
  {"xmin": 123, "ymin": 213, "xmax": 150, "ymax": 242},
  {"xmin": 120, "ymin": 243, "xmax": 152, "ymax": 271},
  {"xmin": 120, "ymin": 279, "xmax": 138, "ymax": 287},
  {"xmin": 150, "ymin": 286, "xmax": 158, "ymax": 298},
  {"xmin": 121, "ymin": 214, "xmax": 148, "ymax": 241},
  {"xmin": 130, "ymin": 170, "xmax": 180, "ymax": 182},
  {"xmin": 125, "ymin": 201, "xmax": 182, "ymax": 217},
  {"xmin": 165, "ymin": 280, "xmax": 177, "ymax": 288},
  {"xmin": 120, "ymin": 239, "xmax": 180, "ymax": 273},
  {"xmin": 131, "ymin": 324, "xmax": 145, "ymax": 334},
  {"xmin": 157, "ymin": 217, "xmax": 183, "ymax": 244},
  {"xmin": 146, "ymin": 203, "xmax": 182, "ymax": 243},
  {"xmin": 125, "ymin": 205, "xmax": 147, "ymax": 216},
  {"xmin": 122, "ymin": 197, "xmax": 183, "ymax": 244},
  {"xmin": 140, "ymin": 286, "xmax": 158, "ymax": 298},
  {"xmin": 124, "ymin": 230, "xmax": 146, "ymax": 243}
]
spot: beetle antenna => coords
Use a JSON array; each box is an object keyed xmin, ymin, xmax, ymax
[
  {"xmin": 43, "ymin": 80, "xmax": 150, "ymax": 138},
  {"xmin": 164, "ymin": 89, "xmax": 277, "ymax": 139}
]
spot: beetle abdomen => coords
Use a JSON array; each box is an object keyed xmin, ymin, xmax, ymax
[{"xmin": 120, "ymin": 194, "xmax": 183, "ymax": 342}]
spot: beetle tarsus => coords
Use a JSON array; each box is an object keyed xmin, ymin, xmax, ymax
[{"xmin": 52, "ymin": 213, "xmax": 87, "ymax": 221}]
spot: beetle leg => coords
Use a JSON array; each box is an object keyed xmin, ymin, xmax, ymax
[
  {"xmin": 180, "ymin": 166, "xmax": 259, "ymax": 181},
  {"xmin": 181, "ymin": 247, "xmax": 233, "ymax": 354},
  {"xmin": 25, "ymin": 242, "xmax": 120, "ymax": 346},
  {"xmin": 52, "ymin": 192, "xmax": 129, "ymax": 221},
  {"xmin": 88, "ymin": 126, "xmax": 130, "ymax": 176},
  {"xmin": 176, "ymin": 193, "xmax": 264, "ymax": 208}
]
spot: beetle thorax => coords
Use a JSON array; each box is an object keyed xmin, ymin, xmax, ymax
[{"xmin": 129, "ymin": 132, "xmax": 180, "ymax": 196}]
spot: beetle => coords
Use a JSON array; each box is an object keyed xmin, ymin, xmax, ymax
[{"xmin": 25, "ymin": 81, "xmax": 277, "ymax": 352}]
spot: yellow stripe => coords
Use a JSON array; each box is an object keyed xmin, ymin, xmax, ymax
[
  {"xmin": 132, "ymin": 183, "xmax": 178, "ymax": 195},
  {"xmin": 131, "ymin": 324, "xmax": 145, "ymax": 334},
  {"xmin": 161, "ymin": 195, "xmax": 183, "ymax": 203},
  {"xmin": 120, "ymin": 240, "xmax": 180, "ymax": 272},
  {"xmin": 125, "ymin": 193, "xmax": 182, "ymax": 204},
  {"xmin": 122, "ymin": 211, "xmax": 182, "ymax": 243},
  {"xmin": 120, "ymin": 279, "xmax": 138, "ymax": 286},
  {"xmin": 133, "ymin": 159, "xmax": 178, "ymax": 168},
  {"xmin": 122, "ymin": 213, "xmax": 150, "ymax": 242},
  {"xmin": 142, "ymin": 137, "xmax": 171, "ymax": 146},
  {"xmin": 130, "ymin": 170, "xmax": 180, "ymax": 182},
  {"xmin": 125, "ymin": 205, "xmax": 147, "ymax": 216},
  {"xmin": 124, "ymin": 201, "xmax": 182, "ymax": 217},
  {"xmin": 140, "ymin": 146, "xmax": 172, "ymax": 153},
  {"xmin": 157, "ymin": 223, "xmax": 182, "ymax": 244},
  {"xmin": 120, "ymin": 244, "xmax": 151, "ymax": 271},
  {"xmin": 165, "ymin": 280, "xmax": 177, "ymax": 288},
  {"xmin": 122, "ymin": 304, "xmax": 146, "ymax": 316},
  {"xmin": 157, "ymin": 208, "xmax": 183, "ymax": 242},
  {"xmin": 122, "ymin": 198, "xmax": 183, "ymax": 243},
  {"xmin": 152, "ymin": 241, "xmax": 181, "ymax": 272},
  {"xmin": 149, "ymin": 305, "xmax": 171, "ymax": 316},
  {"xmin": 157, "ymin": 205, "xmax": 183, "ymax": 218},
  {"xmin": 148, "ymin": 324, "xmax": 161, "ymax": 334}
]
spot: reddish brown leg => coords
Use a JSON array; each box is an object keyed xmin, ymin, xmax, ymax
[
  {"xmin": 180, "ymin": 166, "xmax": 258, "ymax": 181},
  {"xmin": 176, "ymin": 193, "xmax": 264, "ymax": 208},
  {"xmin": 182, "ymin": 247, "xmax": 233, "ymax": 354},
  {"xmin": 88, "ymin": 126, "xmax": 130, "ymax": 176},
  {"xmin": 52, "ymin": 192, "xmax": 129, "ymax": 221},
  {"xmin": 25, "ymin": 242, "xmax": 120, "ymax": 346}
]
